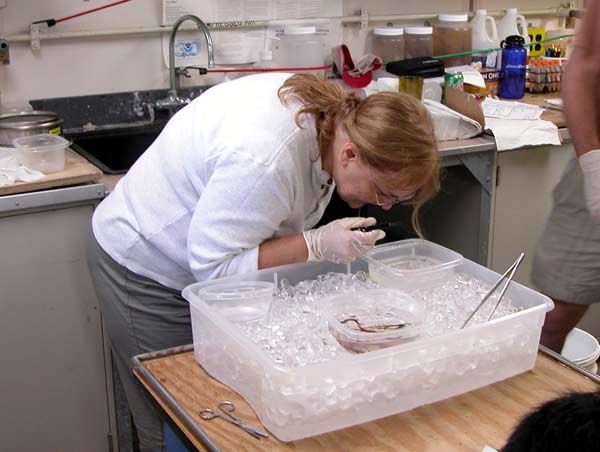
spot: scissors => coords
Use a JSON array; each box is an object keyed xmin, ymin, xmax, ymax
[{"xmin": 199, "ymin": 401, "xmax": 269, "ymax": 439}]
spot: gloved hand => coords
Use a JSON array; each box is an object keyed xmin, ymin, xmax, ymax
[
  {"xmin": 579, "ymin": 149, "xmax": 600, "ymax": 223},
  {"xmin": 303, "ymin": 217, "xmax": 386, "ymax": 264}
]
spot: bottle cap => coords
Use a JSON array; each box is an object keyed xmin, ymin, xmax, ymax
[
  {"xmin": 438, "ymin": 14, "xmax": 469, "ymax": 22},
  {"xmin": 405, "ymin": 27, "xmax": 433, "ymax": 35},
  {"xmin": 374, "ymin": 27, "xmax": 404, "ymax": 36}
]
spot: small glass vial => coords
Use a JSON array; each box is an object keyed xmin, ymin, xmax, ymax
[
  {"xmin": 372, "ymin": 27, "xmax": 405, "ymax": 62},
  {"xmin": 404, "ymin": 27, "xmax": 433, "ymax": 59}
]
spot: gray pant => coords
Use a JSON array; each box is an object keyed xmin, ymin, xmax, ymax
[{"xmin": 87, "ymin": 236, "xmax": 193, "ymax": 451}]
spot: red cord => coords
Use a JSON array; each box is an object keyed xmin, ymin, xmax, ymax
[
  {"xmin": 207, "ymin": 64, "xmax": 333, "ymax": 73},
  {"xmin": 55, "ymin": 0, "xmax": 132, "ymax": 24}
]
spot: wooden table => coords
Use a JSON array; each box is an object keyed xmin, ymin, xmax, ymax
[{"xmin": 133, "ymin": 345, "xmax": 599, "ymax": 452}]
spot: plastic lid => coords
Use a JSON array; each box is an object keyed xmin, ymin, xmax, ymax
[
  {"xmin": 196, "ymin": 280, "xmax": 274, "ymax": 301},
  {"xmin": 404, "ymin": 27, "xmax": 433, "ymax": 35},
  {"xmin": 374, "ymin": 27, "xmax": 404, "ymax": 36},
  {"xmin": 475, "ymin": 9, "xmax": 487, "ymax": 14},
  {"xmin": 506, "ymin": 8, "xmax": 517, "ymax": 14},
  {"xmin": 438, "ymin": 14, "xmax": 469, "ymax": 22},
  {"xmin": 285, "ymin": 26, "xmax": 317, "ymax": 35},
  {"xmin": 12, "ymin": 133, "xmax": 69, "ymax": 149}
]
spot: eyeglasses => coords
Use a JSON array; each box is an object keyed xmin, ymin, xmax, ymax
[{"xmin": 369, "ymin": 167, "xmax": 416, "ymax": 207}]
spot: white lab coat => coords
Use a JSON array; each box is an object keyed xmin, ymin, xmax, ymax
[{"xmin": 93, "ymin": 73, "xmax": 334, "ymax": 290}]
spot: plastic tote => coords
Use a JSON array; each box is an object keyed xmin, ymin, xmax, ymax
[{"xmin": 183, "ymin": 242, "xmax": 553, "ymax": 442}]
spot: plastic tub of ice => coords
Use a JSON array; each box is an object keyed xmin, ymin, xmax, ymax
[
  {"xmin": 194, "ymin": 280, "xmax": 274, "ymax": 323},
  {"xmin": 183, "ymin": 246, "xmax": 552, "ymax": 442},
  {"xmin": 327, "ymin": 289, "xmax": 425, "ymax": 353},
  {"xmin": 362, "ymin": 239, "xmax": 463, "ymax": 290}
]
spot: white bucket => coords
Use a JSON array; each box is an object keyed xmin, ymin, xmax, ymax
[{"xmin": 561, "ymin": 328, "xmax": 600, "ymax": 372}]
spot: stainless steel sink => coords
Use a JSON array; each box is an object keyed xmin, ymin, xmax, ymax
[{"xmin": 66, "ymin": 122, "xmax": 165, "ymax": 174}]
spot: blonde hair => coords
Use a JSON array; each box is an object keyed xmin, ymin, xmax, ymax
[{"xmin": 278, "ymin": 74, "xmax": 440, "ymax": 236}]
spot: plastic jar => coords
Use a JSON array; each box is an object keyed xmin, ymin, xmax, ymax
[
  {"xmin": 433, "ymin": 14, "xmax": 472, "ymax": 67},
  {"xmin": 279, "ymin": 26, "xmax": 324, "ymax": 68},
  {"xmin": 13, "ymin": 133, "xmax": 69, "ymax": 173},
  {"xmin": 372, "ymin": 27, "xmax": 405, "ymax": 62},
  {"xmin": 404, "ymin": 27, "xmax": 433, "ymax": 59}
]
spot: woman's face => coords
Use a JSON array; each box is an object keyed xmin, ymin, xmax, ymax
[{"xmin": 331, "ymin": 141, "xmax": 416, "ymax": 211}]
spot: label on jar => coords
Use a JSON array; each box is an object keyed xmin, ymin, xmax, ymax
[{"xmin": 49, "ymin": 127, "xmax": 61, "ymax": 135}]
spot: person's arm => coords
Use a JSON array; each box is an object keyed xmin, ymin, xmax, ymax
[
  {"xmin": 564, "ymin": 0, "xmax": 600, "ymax": 222},
  {"xmin": 258, "ymin": 233, "xmax": 308, "ymax": 269},
  {"xmin": 563, "ymin": 0, "xmax": 600, "ymax": 156}
]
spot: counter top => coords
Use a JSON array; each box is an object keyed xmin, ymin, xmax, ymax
[{"xmin": 0, "ymin": 147, "xmax": 103, "ymax": 197}]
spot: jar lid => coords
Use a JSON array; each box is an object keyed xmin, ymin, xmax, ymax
[
  {"xmin": 438, "ymin": 14, "xmax": 469, "ymax": 22},
  {"xmin": 0, "ymin": 110, "xmax": 63, "ymax": 131},
  {"xmin": 374, "ymin": 27, "xmax": 404, "ymax": 36},
  {"xmin": 405, "ymin": 27, "xmax": 433, "ymax": 35},
  {"xmin": 475, "ymin": 9, "xmax": 487, "ymax": 14},
  {"xmin": 285, "ymin": 26, "xmax": 317, "ymax": 35},
  {"xmin": 12, "ymin": 133, "xmax": 70, "ymax": 149}
]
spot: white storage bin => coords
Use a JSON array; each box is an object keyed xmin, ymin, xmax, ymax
[
  {"xmin": 194, "ymin": 280, "xmax": 274, "ymax": 323},
  {"xmin": 362, "ymin": 239, "xmax": 463, "ymax": 291},
  {"xmin": 12, "ymin": 133, "xmax": 69, "ymax": 173},
  {"xmin": 183, "ymin": 247, "xmax": 553, "ymax": 442}
]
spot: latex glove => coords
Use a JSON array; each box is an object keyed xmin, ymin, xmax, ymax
[
  {"xmin": 303, "ymin": 217, "xmax": 386, "ymax": 264},
  {"xmin": 579, "ymin": 149, "xmax": 600, "ymax": 223}
]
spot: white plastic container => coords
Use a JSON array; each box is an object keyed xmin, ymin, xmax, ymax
[
  {"xmin": 193, "ymin": 280, "xmax": 274, "ymax": 323},
  {"xmin": 561, "ymin": 328, "xmax": 600, "ymax": 372},
  {"xmin": 327, "ymin": 289, "xmax": 425, "ymax": 353},
  {"xmin": 497, "ymin": 8, "xmax": 530, "ymax": 68},
  {"xmin": 362, "ymin": 239, "xmax": 463, "ymax": 291},
  {"xmin": 372, "ymin": 27, "xmax": 405, "ymax": 62},
  {"xmin": 12, "ymin": 133, "xmax": 69, "ymax": 173},
  {"xmin": 470, "ymin": 9, "xmax": 499, "ymax": 68},
  {"xmin": 433, "ymin": 14, "xmax": 472, "ymax": 67},
  {"xmin": 278, "ymin": 26, "xmax": 324, "ymax": 68},
  {"xmin": 183, "ymin": 247, "xmax": 553, "ymax": 441},
  {"xmin": 404, "ymin": 27, "xmax": 434, "ymax": 59}
]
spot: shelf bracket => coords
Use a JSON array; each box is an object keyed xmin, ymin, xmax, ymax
[
  {"xmin": 458, "ymin": 152, "xmax": 494, "ymax": 195},
  {"xmin": 360, "ymin": 8, "xmax": 368, "ymax": 30},
  {"xmin": 30, "ymin": 23, "xmax": 41, "ymax": 51}
]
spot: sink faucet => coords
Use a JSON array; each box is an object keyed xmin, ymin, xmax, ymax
[{"xmin": 154, "ymin": 15, "xmax": 215, "ymax": 114}]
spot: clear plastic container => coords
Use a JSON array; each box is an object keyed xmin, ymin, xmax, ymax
[
  {"xmin": 433, "ymin": 14, "xmax": 472, "ymax": 67},
  {"xmin": 404, "ymin": 26, "xmax": 433, "ymax": 59},
  {"xmin": 193, "ymin": 280, "xmax": 274, "ymax": 323},
  {"xmin": 326, "ymin": 289, "xmax": 425, "ymax": 353},
  {"xmin": 279, "ymin": 26, "xmax": 324, "ymax": 68},
  {"xmin": 372, "ymin": 27, "xmax": 405, "ymax": 62},
  {"xmin": 12, "ymin": 133, "xmax": 69, "ymax": 173},
  {"xmin": 183, "ymin": 250, "xmax": 553, "ymax": 442},
  {"xmin": 361, "ymin": 239, "xmax": 463, "ymax": 291}
]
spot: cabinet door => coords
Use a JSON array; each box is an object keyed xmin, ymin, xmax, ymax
[
  {"xmin": 491, "ymin": 144, "xmax": 573, "ymax": 286},
  {"xmin": 0, "ymin": 205, "xmax": 111, "ymax": 452}
]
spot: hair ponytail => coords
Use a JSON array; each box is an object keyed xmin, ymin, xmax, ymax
[{"xmin": 278, "ymin": 74, "xmax": 359, "ymax": 157}]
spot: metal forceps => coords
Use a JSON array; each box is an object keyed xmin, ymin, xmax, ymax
[
  {"xmin": 461, "ymin": 253, "xmax": 525, "ymax": 329},
  {"xmin": 199, "ymin": 401, "xmax": 269, "ymax": 439}
]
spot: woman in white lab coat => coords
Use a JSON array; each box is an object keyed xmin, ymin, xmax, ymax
[{"xmin": 88, "ymin": 72, "xmax": 439, "ymax": 450}]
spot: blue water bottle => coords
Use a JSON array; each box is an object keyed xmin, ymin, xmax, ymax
[{"xmin": 499, "ymin": 35, "xmax": 527, "ymax": 99}]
